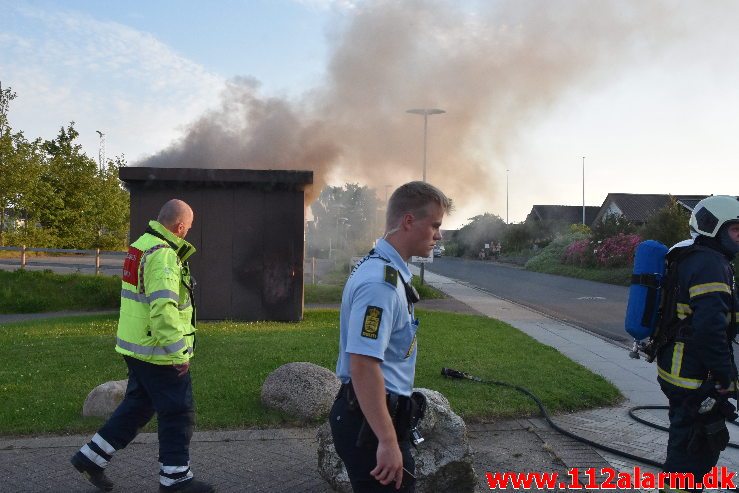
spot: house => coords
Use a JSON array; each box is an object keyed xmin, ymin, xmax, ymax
[
  {"xmin": 525, "ymin": 205, "xmax": 600, "ymax": 225},
  {"xmin": 592, "ymin": 193, "xmax": 708, "ymax": 226},
  {"xmin": 1, "ymin": 208, "xmax": 26, "ymax": 230}
]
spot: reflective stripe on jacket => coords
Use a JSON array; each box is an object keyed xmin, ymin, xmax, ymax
[
  {"xmin": 115, "ymin": 220, "xmax": 196, "ymax": 365},
  {"xmin": 657, "ymin": 244, "xmax": 737, "ymax": 391}
]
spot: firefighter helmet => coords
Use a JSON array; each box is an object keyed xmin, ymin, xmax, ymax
[{"xmin": 689, "ymin": 195, "xmax": 739, "ymax": 238}]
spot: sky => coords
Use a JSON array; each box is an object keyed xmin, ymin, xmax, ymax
[{"xmin": 2, "ymin": 0, "xmax": 739, "ymax": 229}]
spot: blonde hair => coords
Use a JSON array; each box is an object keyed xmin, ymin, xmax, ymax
[{"xmin": 385, "ymin": 181, "xmax": 452, "ymax": 234}]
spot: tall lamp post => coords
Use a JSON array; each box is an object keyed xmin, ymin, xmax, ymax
[
  {"xmin": 406, "ymin": 108, "xmax": 445, "ymax": 182},
  {"xmin": 582, "ymin": 156, "xmax": 586, "ymax": 225},
  {"xmin": 506, "ymin": 168, "xmax": 509, "ymax": 224},
  {"xmin": 406, "ymin": 108, "xmax": 445, "ymax": 284}
]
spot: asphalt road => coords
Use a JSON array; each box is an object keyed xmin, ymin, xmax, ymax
[
  {"xmin": 0, "ymin": 254, "xmax": 124, "ymax": 276},
  {"xmin": 425, "ymin": 256, "xmax": 633, "ymax": 345}
]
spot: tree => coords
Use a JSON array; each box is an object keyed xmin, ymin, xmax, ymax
[
  {"xmin": 87, "ymin": 156, "xmax": 130, "ymax": 250},
  {"xmin": 29, "ymin": 123, "xmax": 129, "ymax": 249},
  {"xmin": 638, "ymin": 197, "xmax": 691, "ymax": 247},
  {"xmin": 454, "ymin": 213, "xmax": 506, "ymax": 257},
  {"xmin": 590, "ymin": 213, "xmax": 635, "ymax": 242},
  {"xmin": 502, "ymin": 222, "xmax": 534, "ymax": 253},
  {"xmin": 0, "ymin": 84, "xmax": 130, "ymax": 249},
  {"xmin": 0, "ymin": 83, "xmax": 45, "ymax": 246},
  {"xmin": 308, "ymin": 184, "xmax": 382, "ymax": 258},
  {"xmin": 31, "ymin": 124, "xmax": 97, "ymax": 248}
]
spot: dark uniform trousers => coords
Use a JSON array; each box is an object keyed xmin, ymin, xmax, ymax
[
  {"xmin": 660, "ymin": 383, "xmax": 720, "ymax": 493},
  {"xmin": 330, "ymin": 395, "xmax": 415, "ymax": 493},
  {"xmin": 82, "ymin": 355, "xmax": 195, "ymax": 471}
]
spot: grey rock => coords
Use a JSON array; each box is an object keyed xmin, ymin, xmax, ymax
[
  {"xmin": 261, "ymin": 362, "xmax": 341, "ymax": 421},
  {"xmin": 316, "ymin": 422, "xmax": 353, "ymax": 493},
  {"xmin": 413, "ymin": 388, "xmax": 476, "ymax": 492},
  {"xmin": 82, "ymin": 379, "xmax": 128, "ymax": 418},
  {"xmin": 316, "ymin": 387, "xmax": 475, "ymax": 493}
]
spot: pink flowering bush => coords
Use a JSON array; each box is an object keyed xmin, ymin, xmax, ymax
[
  {"xmin": 562, "ymin": 239, "xmax": 596, "ymax": 267},
  {"xmin": 562, "ymin": 233, "xmax": 642, "ymax": 268},
  {"xmin": 595, "ymin": 233, "xmax": 642, "ymax": 268}
]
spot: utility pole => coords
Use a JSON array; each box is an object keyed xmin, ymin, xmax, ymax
[{"xmin": 96, "ymin": 131, "xmax": 106, "ymax": 172}]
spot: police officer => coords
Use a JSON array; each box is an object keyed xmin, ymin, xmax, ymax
[
  {"xmin": 657, "ymin": 195, "xmax": 739, "ymax": 492},
  {"xmin": 71, "ymin": 199, "xmax": 214, "ymax": 493},
  {"xmin": 330, "ymin": 181, "xmax": 452, "ymax": 492}
]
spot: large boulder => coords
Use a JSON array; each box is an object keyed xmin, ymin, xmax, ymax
[
  {"xmin": 413, "ymin": 388, "xmax": 476, "ymax": 492},
  {"xmin": 316, "ymin": 422, "xmax": 352, "ymax": 493},
  {"xmin": 261, "ymin": 362, "xmax": 341, "ymax": 421},
  {"xmin": 317, "ymin": 387, "xmax": 475, "ymax": 492},
  {"xmin": 82, "ymin": 379, "xmax": 128, "ymax": 418}
]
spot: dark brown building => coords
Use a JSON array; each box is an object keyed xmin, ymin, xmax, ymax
[{"xmin": 119, "ymin": 167, "xmax": 313, "ymax": 322}]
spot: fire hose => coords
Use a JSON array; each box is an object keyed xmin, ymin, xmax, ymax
[
  {"xmin": 441, "ymin": 367, "xmax": 739, "ymax": 470},
  {"xmin": 441, "ymin": 367, "xmax": 674, "ymax": 468}
]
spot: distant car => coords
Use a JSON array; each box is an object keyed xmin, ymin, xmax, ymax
[{"xmin": 432, "ymin": 245, "xmax": 445, "ymax": 257}]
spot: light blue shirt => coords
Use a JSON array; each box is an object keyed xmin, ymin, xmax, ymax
[{"xmin": 336, "ymin": 238, "xmax": 418, "ymax": 396}]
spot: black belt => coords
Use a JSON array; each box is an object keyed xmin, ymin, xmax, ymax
[{"xmin": 337, "ymin": 381, "xmax": 410, "ymax": 414}]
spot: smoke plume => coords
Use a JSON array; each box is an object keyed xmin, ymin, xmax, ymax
[{"xmin": 137, "ymin": 0, "xmax": 681, "ymax": 213}]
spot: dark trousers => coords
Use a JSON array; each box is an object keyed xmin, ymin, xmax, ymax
[
  {"xmin": 661, "ymin": 385, "xmax": 720, "ymax": 493},
  {"xmin": 329, "ymin": 395, "xmax": 415, "ymax": 493},
  {"xmin": 98, "ymin": 355, "xmax": 194, "ymax": 466}
]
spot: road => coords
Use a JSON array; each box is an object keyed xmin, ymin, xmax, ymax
[
  {"xmin": 0, "ymin": 253, "xmax": 124, "ymax": 276},
  {"xmin": 426, "ymin": 256, "xmax": 739, "ymax": 371},
  {"xmin": 425, "ymin": 256, "xmax": 632, "ymax": 344}
]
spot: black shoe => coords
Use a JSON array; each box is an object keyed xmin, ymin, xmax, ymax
[
  {"xmin": 159, "ymin": 478, "xmax": 215, "ymax": 493},
  {"xmin": 71, "ymin": 453, "xmax": 114, "ymax": 491}
]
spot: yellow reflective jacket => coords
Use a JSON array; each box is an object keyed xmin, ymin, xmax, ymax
[{"xmin": 115, "ymin": 220, "xmax": 197, "ymax": 365}]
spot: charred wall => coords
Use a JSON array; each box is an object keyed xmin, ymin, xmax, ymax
[{"xmin": 119, "ymin": 167, "xmax": 313, "ymax": 322}]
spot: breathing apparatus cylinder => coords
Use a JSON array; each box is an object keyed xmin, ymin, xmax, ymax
[{"xmin": 625, "ymin": 240, "xmax": 668, "ymax": 342}]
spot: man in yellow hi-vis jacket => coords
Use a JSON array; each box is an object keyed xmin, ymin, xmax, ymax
[{"xmin": 72, "ymin": 199, "xmax": 214, "ymax": 493}]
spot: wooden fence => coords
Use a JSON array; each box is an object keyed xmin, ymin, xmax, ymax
[{"xmin": 0, "ymin": 246, "xmax": 127, "ymax": 275}]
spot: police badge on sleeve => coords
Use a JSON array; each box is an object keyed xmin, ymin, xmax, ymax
[{"xmin": 361, "ymin": 306, "xmax": 383, "ymax": 339}]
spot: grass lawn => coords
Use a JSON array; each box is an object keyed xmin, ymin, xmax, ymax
[
  {"xmin": 0, "ymin": 309, "xmax": 621, "ymax": 436},
  {"xmin": 0, "ymin": 268, "xmax": 442, "ymax": 311}
]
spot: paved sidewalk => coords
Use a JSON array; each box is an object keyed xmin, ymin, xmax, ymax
[{"xmin": 2, "ymin": 270, "xmax": 739, "ymax": 491}]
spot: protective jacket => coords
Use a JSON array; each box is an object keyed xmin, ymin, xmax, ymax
[
  {"xmin": 115, "ymin": 220, "xmax": 197, "ymax": 365},
  {"xmin": 657, "ymin": 239, "xmax": 738, "ymax": 391}
]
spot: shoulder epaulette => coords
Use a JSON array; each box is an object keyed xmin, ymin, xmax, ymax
[{"xmin": 384, "ymin": 265, "xmax": 398, "ymax": 287}]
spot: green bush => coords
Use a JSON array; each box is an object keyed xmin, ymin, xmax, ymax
[
  {"xmin": 638, "ymin": 197, "xmax": 691, "ymax": 247},
  {"xmin": 444, "ymin": 242, "xmax": 460, "ymax": 257},
  {"xmin": 525, "ymin": 231, "xmax": 589, "ymax": 271}
]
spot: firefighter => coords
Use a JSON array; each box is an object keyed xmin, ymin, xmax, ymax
[
  {"xmin": 657, "ymin": 195, "xmax": 739, "ymax": 492},
  {"xmin": 71, "ymin": 199, "xmax": 214, "ymax": 493}
]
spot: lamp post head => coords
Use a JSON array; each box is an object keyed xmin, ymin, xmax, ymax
[{"xmin": 406, "ymin": 108, "xmax": 446, "ymax": 116}]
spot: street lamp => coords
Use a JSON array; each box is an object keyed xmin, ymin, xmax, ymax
[
  {"xmin": 582, "ymin": 156, "xmax": 586, "ymax": 225},
  {"xmin": 406, "ymin": 108, "xmax": 445, "ymax": 285},
  {"xmin": 406, "ymin": 108, "xmax": 445, "ymax": 182}
]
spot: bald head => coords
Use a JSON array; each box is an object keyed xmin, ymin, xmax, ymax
[{"xmin": 157, "ymin": 199, "xmax": 194, "ymax": 239}]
